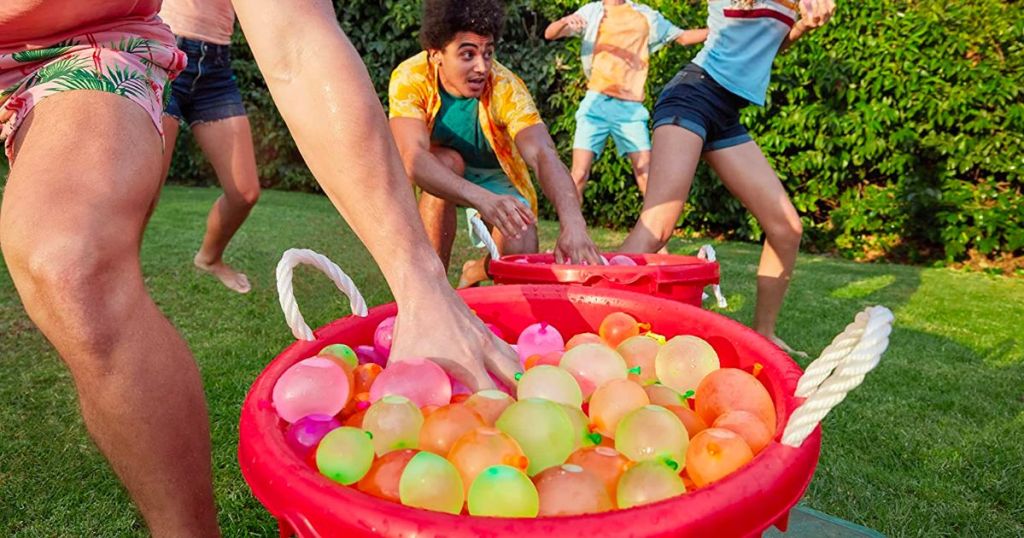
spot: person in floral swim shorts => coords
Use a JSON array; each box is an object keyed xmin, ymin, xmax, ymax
[{"xmin": 0, "ymin": 1, "xmax": 520, "ymax": 535}]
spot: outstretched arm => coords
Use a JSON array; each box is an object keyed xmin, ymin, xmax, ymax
[
  {"xmin": 544, "ymin": 13, "xmax": 586, "ymax": 40},
  {"xmin": 781, "ymin": 0, "xmax": 836, "ymax": 50},
  {"xmin": 390, "ymin": 117, "xmax": 534, "ymax": 240},
  {"xmin": 674, "ymin": 28, "xmax": 709, "ymax": 46},
  {"xmin": 515, "ymin": 124, "xmax": 601, "ymax": 264},
  {"xmin": 232, "ymin": 0, "xmax": 521, "ymax": 389}
]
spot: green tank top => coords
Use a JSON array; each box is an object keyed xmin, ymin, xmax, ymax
[{"xmin": 430, "ymin": 81, "xmax": 503, "ymax": 170}]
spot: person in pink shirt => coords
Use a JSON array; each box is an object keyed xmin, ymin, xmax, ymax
[
  {"xmin": 0, "ymin": 1, "xmax": 520, "ymax": 535},
  {"xmin": 159, "ymin": 0, "xmax": 259, "ymax": 294}
]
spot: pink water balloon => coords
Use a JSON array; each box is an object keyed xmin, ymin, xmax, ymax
[
  {"xmin": 272, "ymin": 357, "xmax": 351, "ymax": 423},
  {"xmin": 374, "ymin": 316, "xmax": 397, "ymax": 360},
  {"xmin": 355, "ymin": 344, "xmax": 386, "ymax": 367},
  {"xmin": 369, "ymin": 357, "xmax": 452, "ymax": 408},
  {"xmin": 516, "ymin": 322, "xmax": 565, "ymax": 362},
  {"xmin": 608, "ymin": 255, "xmax": 638, "ymax": 266},
  {"xmin": 285, "ymin": 414, "xmax": 341, "ymax": 460}
]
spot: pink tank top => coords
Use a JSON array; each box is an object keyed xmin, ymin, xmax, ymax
[
  {"xmin": 0, "ymin": 0, "xmax": 164, "ymax": 53},
  {"xmin": 159, "ymin": 0, "xmax": 236, "ymax": 45}
]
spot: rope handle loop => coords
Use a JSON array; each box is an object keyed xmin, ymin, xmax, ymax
[
  {"xmin": 275, "ymin": 248, "xmax": 368, "ymax": 341},
  {"xmin": 467, "ymin": 210, "xmax": 501, "ymax": 260},
  {"xmin": 781, "ymin": 305, "xmax": 895, "ymax": 447}
]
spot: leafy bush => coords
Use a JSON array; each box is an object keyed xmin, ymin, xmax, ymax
[{"xmin": 160, "ymin": 0, "xmax": 1021, "ymax": 264}]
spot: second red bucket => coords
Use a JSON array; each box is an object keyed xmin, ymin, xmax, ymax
[{"xmin": 488, "ymin": 253, "xmax": 720, "ymax": 307}]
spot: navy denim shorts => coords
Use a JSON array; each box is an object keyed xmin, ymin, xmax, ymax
[
  {"xmin": 164, "ymin": 37, "xmax": 246, "ymax": 125},
  {"xmin": 652, "ymin": 63, "xmax": 752, "ymax": 152}
]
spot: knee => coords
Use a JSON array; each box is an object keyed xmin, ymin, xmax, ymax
[
  {"xmin": 434, "ymin": 147, "xmax": 465, "ymax": 176},
  {"xmin": 238, "ymin": 184, "xmax": 261, "ymax": 207},
  {"xmin": 227, "ymin": 182, "xmax": 260, "ymax": 208},
  {"xmin": 764, "ymin": 213, "xmax": 803, "ymax": 249},
  {"xmin": 4, "ymin": 235, "xmax": 134, "ymax": 358},
  {"xmin": 571, "ymin": 165, "xmax": 590, "ymax": 187}
]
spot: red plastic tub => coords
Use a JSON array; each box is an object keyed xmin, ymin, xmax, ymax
[
  {"xmin": 487, "ymin": 254, "xmax": 719, "ymax": 307},
  {"xmin": 239, "ymin": 285, "xmax": 821, "ymax": 538}
]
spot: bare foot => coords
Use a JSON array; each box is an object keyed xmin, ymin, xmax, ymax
[
  {"xmin": 194, "ymin": 254, "xmax": 251, "ymax": 294},
  {"xmin": 769, "ymin": 334, "xmax": 809, "ymax": 358},
  {"xmin": 456, "ymin": 258, "xmax": 489, "ymax": 289}
]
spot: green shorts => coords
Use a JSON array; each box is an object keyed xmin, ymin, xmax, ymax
[{"xmin": 465, "ymin": 166, "xmax": 530, "ymax": 209}]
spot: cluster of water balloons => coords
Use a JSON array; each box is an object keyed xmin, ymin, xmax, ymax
[{"xmin": 271, "ymin": 311, "xmax": 777, "ymax": 517}]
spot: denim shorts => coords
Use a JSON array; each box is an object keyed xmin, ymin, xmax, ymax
[
  {"xmin": 573, "ymin": 91, "xmax": 651, "ymax": 158},
  {"xmin": 164, "ymin": 36, "xmax": 246, "ymax": 125},
  {"xmin": 652, "ymin": 63, "xmax": 752, "ymax": 152}
]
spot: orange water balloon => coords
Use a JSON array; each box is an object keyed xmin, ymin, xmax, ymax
[
  {"xmin": 695, "ymin": 368, "xmax": 777, "ymax": 432},
  {"xmin": 447, "ymin": 427, "xmax": 529, "ymax": 495},
  {"xmin": 588, "ymin": 379, "xmax": 650, "ymax": 438},
  {"xmin": 663, "ymin": 404, "xmax": 708, "ymax": 439},
  {"xmin": 533, "ymin": 464, "xmax": 613, "ymax": 516},
  {"xmin": 599, "ymin": 312, "xmax": 641, "ymax": 348},
  {"xmin": 644, "ymin": 384, "xmax": 687, "ymax": 407},
  {"xmin": 343, "ymin": 408, "xmax": 367, "ymax": 428},
  {"xmin": 712, "ymin": 410, "xmax": 772, "ymax": 454},
  {"xmin": 685, "ymin": 428, "xmax": 754, "ymax": 487},
  {"xmin": 353, "ymin": 363, "xmax": 383, "ymax": 394},
  {"xmin": 524, "ymin": 351, "xmax": 563, "ymax": 370},
  {"xmin": 356, "ymin": 448, "xmax": 419, "ymax": 503},
  {"xmin": 464, "ymin": 390, "xmax": 515, "ymax": 426},
  {"xmin": 617, "ymin": 335, "xmax": 660, "ymax": 386},
  {"xmin": 566, "ymin": 332, "xmax": 603, "ymax": 350},
  {"xmin": 419, "ymin": 404, "xmax": 486, "ymax": 456},
  {"xmin": 566, "ymin": 446, "xmax": 632, "ymax": 502}
]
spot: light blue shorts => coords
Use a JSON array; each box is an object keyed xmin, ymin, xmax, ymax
[{"xmin": 573, "ymin": 91, "xmax": 652, "ymax": 158}]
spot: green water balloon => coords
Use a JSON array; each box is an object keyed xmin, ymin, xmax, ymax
[
  {"xmin": 467, "ymin": 464, "xmax": 539, "ymax": 517},
  {"xmin": 496, "ymin": 398, "xmax": 575, "ymax": 476},
  {"xmin": 398, "ymin": 451, "xmax": 465, "ymax": 514},
  {"xmin": 315, "ymin": 426, "xmax": 375, "ymax": 485},
  {"xmin": 363, "ymin": 395, "xmax": 423, "ymax": 455}
]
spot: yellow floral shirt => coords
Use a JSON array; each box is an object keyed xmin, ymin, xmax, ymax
[{"xmin": 388, "ymin": 51, "xmax": 542, "ymax": 212}]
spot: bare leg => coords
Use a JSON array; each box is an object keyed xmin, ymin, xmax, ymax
[
  {"xmin": 190, "ymin": 116, "xmax": 261, "ymax": 293},
  {"xmin": 419, "ymin": 146, "xmax": 463, "ymax": 269},
  {"xmin": 570, "ymin": 148, "xmax": 595, "ymax": 201},
  {"xmin": 626, "ymin": 149, "xmax": 666, "ymax": 254},
  {"xmin": 458, "ymin": 221, "xmax": 539, "ymax": 289},
  {"xmin": 160, "ymin": 115, "xmax": 179, "ymax": 179},
  {"xmin": 704, "ymin": 141, "xmax": 803, "ymax": 340},
  {"xmin": 620, "ymin": 125, "xmax": 704, "ymax": 252},
  {"xmin": 626, "ymin": 150, "xmax": 651, "ymax": 195},
  {"xmin": 0, "ymin": 92, "xmax": 218, "ymax": 536}
]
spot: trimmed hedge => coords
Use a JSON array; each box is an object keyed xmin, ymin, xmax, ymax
[{"xmin": 165, "ymin": 0, "xmax": 1022, "ymax": 264}]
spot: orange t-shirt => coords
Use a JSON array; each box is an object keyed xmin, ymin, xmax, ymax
[
  {"xmin": 0, "ymin": 0, "xmax": 163, "ymax": 52},
  {"xmin": 159, "ymin": 0, "xmax": 235, "ymax": 45},
  {"xmin": 587, "ymin": 3, "xmax": 650, "ymax": 102}
]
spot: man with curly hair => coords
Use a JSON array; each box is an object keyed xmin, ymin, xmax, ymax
[{"xmin": 390, "ymin": 0, "xmax": 601, "ymax": 287}]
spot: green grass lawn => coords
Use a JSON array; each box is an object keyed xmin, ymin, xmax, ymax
[{"xmin": 1, "ymin": 186, "xmax": 1021, "ymax": 536}]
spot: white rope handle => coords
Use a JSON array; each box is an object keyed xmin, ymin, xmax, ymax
[
  {"xmin": 698, "ymin": 244, "xmax": 728, "ymax": 308},
  {"xmin": 781, "ymin": 305, "xmax": 894, "ymax": 447},
  {"xmin": 275, "ymin": 248, "xmax": 369, "ymax": 341},
  {"xmin": 468, "ymin": 210, "xmax": 501, "ymax": 260}
]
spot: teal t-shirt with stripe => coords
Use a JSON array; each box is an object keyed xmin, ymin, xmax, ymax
[{"xmin": 431, "ymin": 82, "xmax": 503, "ymax": 169}]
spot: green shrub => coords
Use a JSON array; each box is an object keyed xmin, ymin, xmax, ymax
[{"xmin": 159, "ymin": 0, "xmax": 1021, "ymax": 264}]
